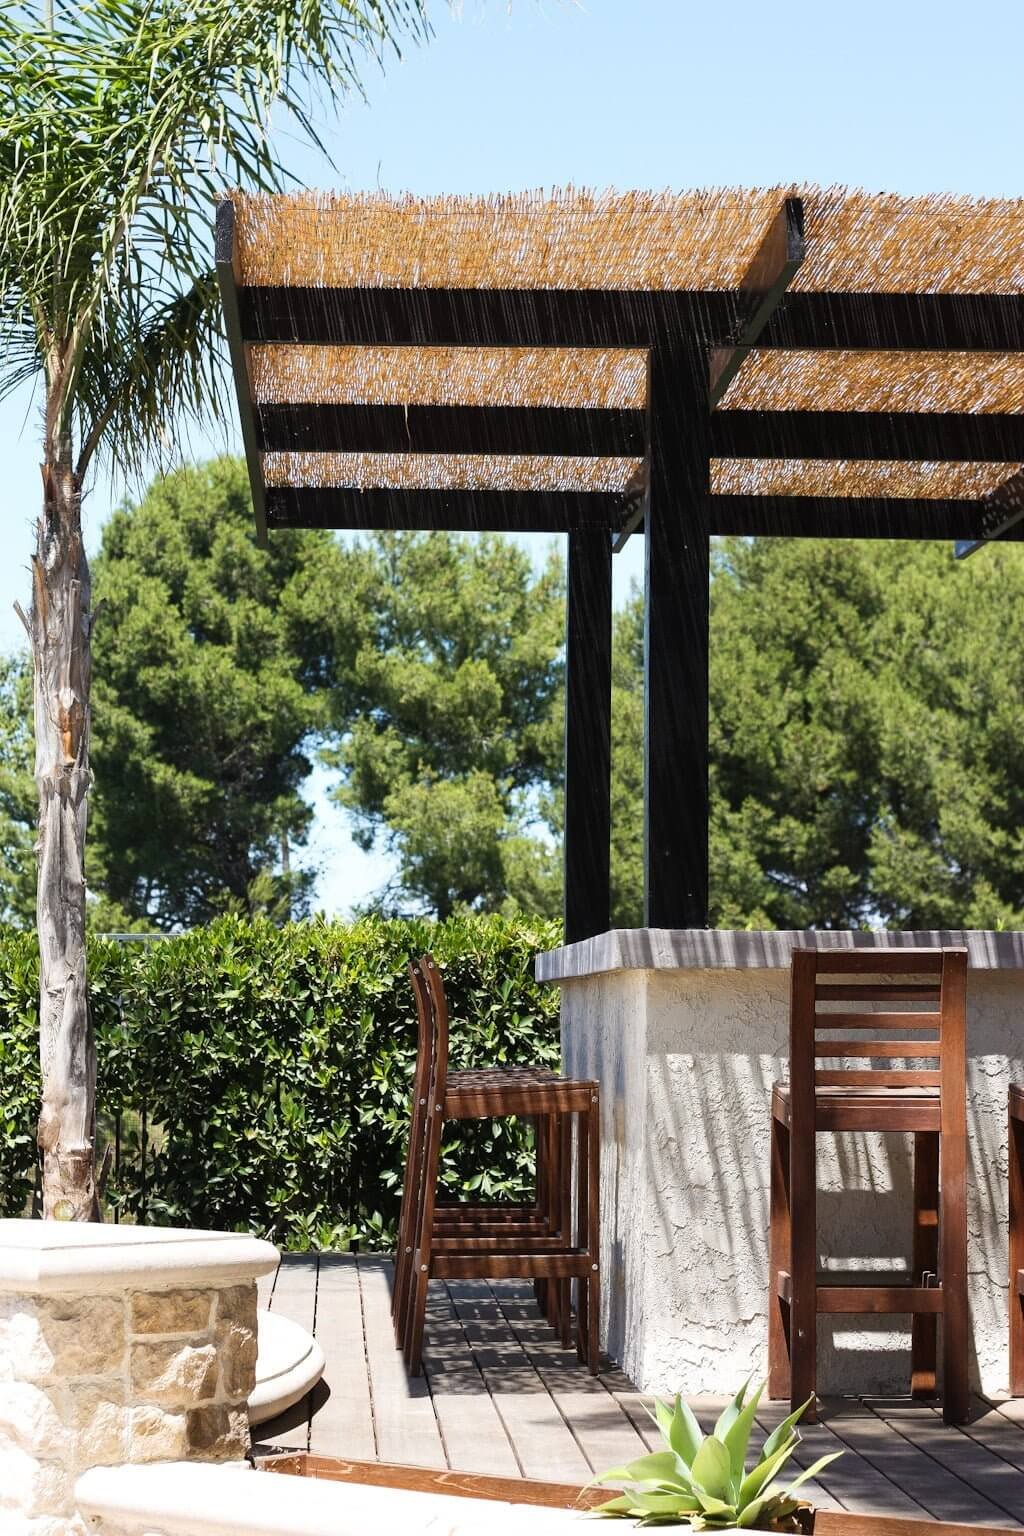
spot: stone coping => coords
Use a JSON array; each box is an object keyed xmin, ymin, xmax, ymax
[
  {"xmin": 75, "ymin": 1461, "xmax": 585, "ymax": 1535},
  {"xmin": 0, "ymin": 1219, "xmax": 279, "ymax": 1294},
  {"xmin": 535, "ymin": 927, "xmax": 1024, "ymax": 982},
  {"xmin": 249, "ymin": 1309, "xmax": 326, "ymax": 1426}
]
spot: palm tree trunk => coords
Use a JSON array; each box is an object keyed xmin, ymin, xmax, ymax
[{"xmin": 29, "ymin": 448, "xmax": 97, "ymax": 1220}]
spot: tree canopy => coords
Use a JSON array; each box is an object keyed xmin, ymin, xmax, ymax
[
  {"xmin": 322, "ymin": 531, "xmax": 565, "ymax": 919},
  {"xmin": 89, "ymin": 458, "xmax": 340, "ymax": 927},
  {"xmin": 705, "ymin": 537, "xmax": 1024, "ymax": 929}
]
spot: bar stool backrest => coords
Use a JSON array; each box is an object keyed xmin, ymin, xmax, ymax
[
  {"xmin": 790, "ymin": 946, "xmax": 967, "ymax": 1110},
  {"xmin": 411, "ymin": 953, "xmax": 450, "ymax": 1113}
]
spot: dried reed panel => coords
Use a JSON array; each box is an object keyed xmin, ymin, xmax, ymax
[
  {"xmin": 229, "ymin": 187, "xmax": 1024, "ymax": 295},
  {"xmin": 262, "ymin": 452, "xmax": 641, "ymax": 492},
  {"xmin": 721, "ymin": 350, "xmax": 1024, "ymax": 414},
  {"xmin": 250, "ymin": 345, "xmax": 648, "ymax": 408},
  {"xmin": 712, "ymin": 459, "xmax": 1020, "ymax": 499},
  {"xmin": 232, "ymin": 188, "xmax": 787, "ymax": 290}
]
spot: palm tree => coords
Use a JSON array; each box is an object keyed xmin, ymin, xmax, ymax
[{"xmin": 0, "ymin": 0, "xmax": 426, "ymax": 1220}]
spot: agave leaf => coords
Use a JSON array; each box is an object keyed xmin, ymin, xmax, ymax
[
  {"xmin": 723, "ymin": 1379, "xmax": 765, "ymax": 1486},
  {"xmin": 592, "ymin": 1494, "xmax": 635, "ymax": 1516},
  {"xmin": 761, "ymin": 1397, "xmax": 813, "ymax": 1460},
  {"xmin": 690, "ymin": 1437, "xmax": 733, "ymax": 1501},
  {"xmin": 667, "ymin": 1394, "xmax": 704, "ymax": 1466},
  {"xmin": 713, "ymin": 1376, "xmax": 751, "ymax": 1442},
  {"xmin": 632, "ymin": 1491, "xmax": 703, "ymax": 1514},
  {"xmin": 692, "ymin": 1489, "xmax": 734, "ymax": 1516},
  {"xmin": 782, "ymin": 1449, "xmax": 845, "ymax": 1496},
  {"xmin": 736, "ymin": 1497, "xmax": 765, "ymax": 1528},
  {"xmin": 592, "ymin": 1451, "xmax": 683, "ymax": 1486},
  {"xmin": 738, "ymin": 1439, "xmax": 799, "ymax": 1504},
  {"xmin": 651, "ymin": 1397, "xmax": 674, "ymax": 1438}
]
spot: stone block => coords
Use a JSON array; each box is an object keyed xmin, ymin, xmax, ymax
[
  {"xmin": 130, "ymin": 1340, "xmax": 218, "ymax": 1406},
  {"xmin": 126, "ymin": 1404, "xmax": 189, "ymax": 1462},
  {"xmin": 0, "ymin": 1444, "xmax": 70, "ymax": 1518},
  {"xmin": 129, "ymin": 1287, "xmax": 215, "ymax": 1338},
  {"xmin": 214, "ymin": 1282, "xmax": 257, "ymax": 1333},
  {"xmin": 215, "ymin": 1317, "xmax": 259, "ymax": 1401},
  {"xmin": 66, "ymin": 1380, "xmax": 126, "ymax": 1467},
  {"xmin": 186, "ymin": 1404, "xmax": 250, "ymax": 1460},
  {"xmin": 0, "ymin": 1382, "xmax": 67, "ymax": 1458},
  {"xmin": 32, "ymin": 1297, "xmax": 124, "ymax": 1381}
]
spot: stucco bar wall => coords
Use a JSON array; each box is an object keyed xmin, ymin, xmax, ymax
[{"xmin": 536, "ymin": 929, "xmax": 1024, "ymax": 1399}]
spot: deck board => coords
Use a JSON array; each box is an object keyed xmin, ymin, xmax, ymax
[{"xmin": 250, "ymin": 1251, "xmax": 1024, "ymax": 1526}]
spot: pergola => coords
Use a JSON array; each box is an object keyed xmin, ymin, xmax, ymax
[{"xmin": 215, "ymin": 188, "xmax": 1024, "ymax": 941}]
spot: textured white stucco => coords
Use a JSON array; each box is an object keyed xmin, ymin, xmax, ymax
[{"xmin": 558, "ymin": 960, "xmax": 1024, "ymax": 1399}]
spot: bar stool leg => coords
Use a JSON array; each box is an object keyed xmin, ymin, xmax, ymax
[
  {"xmin": 911, "ymin": 1131, "xmax": 939, "ymax": 1397},
  {"xmin": 940, "ymin": 1125, "xmax": 969, "ymax": 1424},
  {"xmin": 585, "ymin": 1090, "xmax": 601, "ymax": 1374},
  {"xmin": 404, "ymin": 1102, "xmax": 443, "ymax": 1378},
  {"xmin": 535, "ymin": 1115, "xmax": 551, "ymax": 1328},
  {"xmin": 1011, "ymin": 1103, "xmax": 1024, "ymax": 1396},
  {"xmin": 768, "ymin": 1110, "xmax": 792, "ymax": 1400},
  {"xmin": 789, "ymin": 1118, "xmax": 817, "ymax": 1419},
  {"xmin": 559, "ymin": 1110, "xmax": 573, "ymax": 1349}
]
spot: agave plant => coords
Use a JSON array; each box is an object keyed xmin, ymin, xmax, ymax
[{"xmin": 592, "ymin": 1380, "xmax": 842, "ymax": 1530}]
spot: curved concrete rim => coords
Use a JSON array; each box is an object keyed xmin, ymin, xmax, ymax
[{"xmin": 249, "ymin": 1308, "xmax": 326, "ymax": 1426}]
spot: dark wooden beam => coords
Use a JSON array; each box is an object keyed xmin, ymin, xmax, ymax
[
  {"xmin": 256, "ymin": 403, "xmax": 646, "ymax": 456},
  {"xmin": 237, "ymin": 286, "xmax": 708, "ymax": 348},
  {"xmin": 214, "ymin": 200, "xmax": 268, "ymax": 545},
  {"xmin": 644, "ymin": 347, "xmax": 709, "ymax": 929},
  {"xmin": 710, "ymin": 495, "xmax": 1024, "ymax": 540},
  {"xmin": 710, "ymin": 411, "xmax": 1024, "ymax": 463},
  {"xmin": 955, "ymin": 468, "xmax": 1024, "ymax": 558},
  {"xmin": 264, "ymin": 486, "xmax": 628, "ymax": 533},
  {"xmin": 564, "ymin": 531, "xmax": 613, "ymax": 943},
  {"xmin": 761, "ymin": 291, "xmax": 1024, "ymax": 353},
  {"xmin": 709, "ymin": 197, "xmax": 805, "ymax": 409},
  {"xmin": 237, "ymin": 285, "xmax": 1024, "ymax": 352}
]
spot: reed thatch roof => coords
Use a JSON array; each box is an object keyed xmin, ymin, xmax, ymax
[
  {"xmin": 232, "ymin": 188, "xmax": 1024, "ymax": 293},
  {"xmin": 218, "ymin": 186, "xmax": 1024, "ymax": 534}
]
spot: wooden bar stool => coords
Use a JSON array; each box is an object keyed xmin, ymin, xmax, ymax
[
  {"xmin": 391, "ymin": 963, "xmax": 572, "ymax": 1350},
  {"xmin": 394, "ymin": 954, "xmax": 600, "ymax": 1378},
  {"xmin": 1009, "ymin": 1085, "xmax": 1024, "ymax": 1395},
  {"xmin": 768, "ymin": 947, "xmax": 969, "ymax": 1424}
]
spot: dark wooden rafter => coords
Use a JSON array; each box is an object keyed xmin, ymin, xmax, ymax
[
  {"xmin": 235, "ymin": 284, "xmax": 1024, "ymax": 352},
  {"xmin": 264, "ymin": 487, "xmax": 627, "ymax": 533},
  {"xmin": 955, "ymin": 467, "xmax": 1024, "ymax": 558},
  {"xmin": 712, "ymin": 495, "xmax": 1024, "ymax": 541},
  {"xmin": 710, "ymin": 410, "xmax": 1024, "ymax": 462},
  {"xmin": 257, "ymin": 403, "xmax": 646, "ymax": 456},
  {"xmin": 709, "ymin": 196, "xmax": 806, "ymax": 410},
  {"xmin": 214, "ymin": 200, "xmax": 269, "ymax": 545},
  {"xmin": 263, "ymin": 486, "xmax": 1024, "ymax": 542}
]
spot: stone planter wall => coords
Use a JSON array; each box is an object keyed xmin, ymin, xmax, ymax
[{"xmin": 0, "ymin": 1221, "xmax": 277, "ymax": 1536}]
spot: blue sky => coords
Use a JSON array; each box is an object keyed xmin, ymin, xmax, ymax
[{"xmin": 2, "ymin": 0, "xmax": 1022, "ymax": 914}]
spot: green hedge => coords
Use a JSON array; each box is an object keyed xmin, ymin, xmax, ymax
[{"xmin": 0, "ymin": 914, "xmax": 562, "ymax": 1249}]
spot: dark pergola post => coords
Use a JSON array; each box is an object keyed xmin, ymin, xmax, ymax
[
  {"xmin": 643, "ymin": 347, "xmax": 710, "ymax": 928},
  {"xmin": 563, "ymin": 529, "xmax": 613, "ymax": 942}
]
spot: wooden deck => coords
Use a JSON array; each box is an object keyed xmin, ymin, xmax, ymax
[{"xmin": 255, "ymin": 1253, "xmax": 1024, "ymax": 1528}]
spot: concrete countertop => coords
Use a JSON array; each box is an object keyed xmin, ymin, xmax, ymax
[{"xmin": 536, "ymin": 927, "xmax": 1024, "ymax": 982}]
